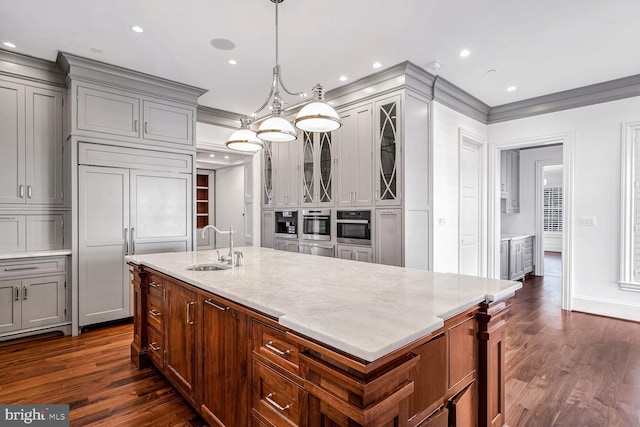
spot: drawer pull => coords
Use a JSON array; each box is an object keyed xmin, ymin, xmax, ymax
[
  {"xmin": 149, "ymin": 281, "xmax": 160, "ymax": 288},
  {"xmin": 265, "ymin": 393, "xmax": 290, "ymax": 411},
  {"xmin": 4, "ymin": 266, "xmax": 38, "ymax": 272},
  {"xmin": 15, "ymin": 286, "xmax": 19, "ymax": 302},
  {"xmin": 266, "ymin": 341, "xmax": 291, "ymax": 356},
  {"xmin": 149, "ymin": 342, "xmax": 161, "ymax": 351},
  {"xmin": 149, "ymin": 309, "xmax": 161, "ymax": 317},
  {"xmin": 204, "ymin": 299, "xmax": 229, "ymax": 311}
]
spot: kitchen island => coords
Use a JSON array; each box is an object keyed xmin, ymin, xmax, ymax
[{"xmin": 127, "ymin": 247, "xmax": 521, "ymax": 427}]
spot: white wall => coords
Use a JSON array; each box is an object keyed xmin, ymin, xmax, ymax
[
  {"xmin": 432, "ymin": 102, "xmax": 488, "ymax": 274},
  {"xmin": 501, "ymin": 145, "xmax": 563, "ymax": 235},
  {"xmin": 214, "ymin": 165, "xmax": 245, "ymax": 250},
  {"xmin": 489, "ymin": 96, "xmax": 640, "ymax": 321}
]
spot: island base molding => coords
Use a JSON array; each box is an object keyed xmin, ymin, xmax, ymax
[{"xmin": 129, "ymin": 263, "xmax": 511, "ymax": 427}]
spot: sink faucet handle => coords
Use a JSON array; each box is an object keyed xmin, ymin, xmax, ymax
[
  {"xmin": 234, "ymin": 250, "xmax": 243, "ymax": 267},
  {"xmin": 216, "ymin": 250, "xmax": 221, "ymax": 261}
]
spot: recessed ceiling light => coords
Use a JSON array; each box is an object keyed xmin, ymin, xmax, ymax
[
  {"xmin": 339, "ymin": 76, "xmax": 348, "ymax": 82},
  {"xmin": 3, "ymin": 41, "xmax": 16, "ymax": 48},
  {"xmin": 210, "ymin": 38, "xmax": 236, "ymax": 51},
  {"xmin": 507, "ymin": 86, "xmax": 517, "ymax": 92},
  {"xmin": 228, "ymin": 59, "xmax": 237, "ymax": 65},
  {"xmin": 224, "ymin": 155, "xmax": 230, "ymax": 159},
  {"xmin": 131, "ymin": 26, "xmax": 144, "ymax": 33},
  {"xmin": 372, "ymin": 62, "xmax": 382, "ymax": 69},
  {"xmin": 209, "ymin": 154, "xmax": 215, "ymax": 158},
  {"xmin": 459, "ymin": 49, "xmax": 471, "ymax": 58}
]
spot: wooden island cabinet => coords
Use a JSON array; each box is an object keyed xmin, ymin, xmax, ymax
[{"xmin": 129, "ymin": 256, "xmax": 513, "ymax": 427}]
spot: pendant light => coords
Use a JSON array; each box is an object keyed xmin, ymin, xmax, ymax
[
  {"xmin": 225, "ymin": 116, "xmax": 263, "ymax": 152},
  {"xmin": 226, "ymin": 0, "xmax": 341, "ymax": 150}
]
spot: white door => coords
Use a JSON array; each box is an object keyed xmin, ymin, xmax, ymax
[
  {"xmin": 0, "ymin": 81, "xmax": 25, "ymax": 204},
  {"xmin": 215, "ymin": 165, "xmax": 245, "ymax": 249},
  {"xmin": 130, "ymin": 170, "xmax": 191, "ymax": 255},
  {"xmin": 459, "ymin": 140, "xmax": 481, "ymax": 276},
  {"xmin": 78, "ymin": 165, "xmax": 130, "ymax": 326}
]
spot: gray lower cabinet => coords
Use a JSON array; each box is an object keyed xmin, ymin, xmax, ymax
[
  {"xmin": 375, "ymin": 208, "xmax": 403, "ymax": 266},
  {"xmin": 261, "ymin": 211, "xmax": 274, "ymax": 249},
  {"xmin": 523, "ymin": 236, "xmax": 534, "ymax": 275},
  {"xmin": 336, "ymin": 244, "xmax": 373, "ymax": 263},
  {"xmin": 509, "ymin": 238, "xmax": 525, "ymax": 280},
  {"xmin": 500, "ymin": 240, "xmax": 509, "ymax": 280},
  {"xmin": 78, "ymin": 161, "xmax": 192, "ymax": 326},
  {"xmin": 0, "ymin": 79, "xmax": 63, "ymax": 206},
  {"xmin": 275, "ymin": 239, "xmax": 299, "ymax": 253},
  {"xmin": 0, "ymin": 257, "xmax": 67, "ymax": 338}
]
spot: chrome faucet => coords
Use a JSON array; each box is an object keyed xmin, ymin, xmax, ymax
[{"xmin": 201, "ymin": 225, "xmax": 236, "ymax": 265}]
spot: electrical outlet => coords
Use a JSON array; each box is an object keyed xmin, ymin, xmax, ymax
[
  {"xmin": 579, "ymin": 216, "xmax": 597, "ymax": 226},
  {"xmin": 438, "ymin": 217, "xmax": 446, "ymax": 226}
]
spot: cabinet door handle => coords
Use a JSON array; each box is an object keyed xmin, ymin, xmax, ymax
[
  {"xmin": 149, "ymin": 309, "xmax": 161, "ymax": 317},
  {"xmin": 149, "ymin": 342, "xmax": 161, "ymax": 351},
  {"xmin": 27, "ymin": 185, "xmax": 32, "ymax": 198},
  {"xmin": 265, "ymin": 341, "xmax": 291, "ymax": 356},
  {"xmin": 204, "ymin": 299, "xmax": 229, "ymax": 311},
  {"xmin": 144, "ymin": 121, "xmax": 149, "ymax": 134},
  {"xmin": 19, "ymin": 185, "xmax": 24, "ymax": 198},
  {"xmin": 265, "ymin": 393, "xmax": 290, "ymax": 411},
  {"xmin": 23, "ymin": 285, "xmax": 27, "ymax": 300},
  {"xmin": 149, "ymin": 281, "xmax": 160, "ymax": 288},
  {"xmin": 124, "ymin": 228, "xmax": 129, "ymax": 256},
  {"xmin": 130, "ymin": 227, "xmax": 135, "ymax": 255},
  {"xmin": 15, "ymin": 286, "xmax": 19, "ymax": 302},
  {"xmin": 186, "ymin": 301, "xmax": 195, "ymax": 325},
  {"xmin": 354, "ymin": 251, "xmax": 359, "ymax": 262},
  {"xmin": 0, "ymin": 217, "xmax": 16, "ymax": 220},
  {"xmin": 376, "ymin": 189, "xmax": 380, "ymax": 200},
  {"xmin": 4, "ymin": 266, "xmax": 38, "ymax": 272},
  {"xmin": 134, "ymin": 119, "xmax": 138, "ymax": 133}
]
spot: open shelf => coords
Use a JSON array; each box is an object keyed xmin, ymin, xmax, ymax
[{"xmin": 196, "ymin": 174, "xmax": 209, "ymax": 229}]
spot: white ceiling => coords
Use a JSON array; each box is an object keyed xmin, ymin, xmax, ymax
[{"xmin": 2, "ymin": 0, "xmax": 639, "ymax": 114}]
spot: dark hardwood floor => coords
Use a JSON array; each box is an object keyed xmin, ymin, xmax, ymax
[{"xmin": 0, "ymin": 252, "xmax": 638, "ymax": 426}]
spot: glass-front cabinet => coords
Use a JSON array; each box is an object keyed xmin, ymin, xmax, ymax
[
  {"xmin": 301, "ymin": 131, "xmax": 333, "ymax": 206},
  {"xmin": 374, "ymin": 94, "xmax": 402, "ymax": 206},
  {"xmin": 261, "ymin": 140, "xmax": 273, "ymax": 208}
]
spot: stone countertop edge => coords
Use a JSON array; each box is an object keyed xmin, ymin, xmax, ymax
[{"xmin": 0, "ymin": 249, "xmax": 72, "ymax": 260}]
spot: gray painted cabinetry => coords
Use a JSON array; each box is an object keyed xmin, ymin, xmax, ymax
[
  {"xmin": 336, "ymin": 244, "xmax": 373, "ymax": 263},
  {"xmin": 501, "ymin": 150, "xmax": 520, "ymax": 213},
  {"xmin": 503, "ymin": 236, "xmax": 534, "ymax": 280}
]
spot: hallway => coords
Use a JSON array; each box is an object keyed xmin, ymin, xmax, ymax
[{"xmin": 505, "ymin": 253, "xmax": 640, "ymax": 426}]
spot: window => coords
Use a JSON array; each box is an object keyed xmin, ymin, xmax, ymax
[
  {"xmin": 543, "ymin": 187, "xmax": 563, "ymax": 232},
  {"xmin": 620, "ymin": 122, "xmax": 640, "ymax": 291}
]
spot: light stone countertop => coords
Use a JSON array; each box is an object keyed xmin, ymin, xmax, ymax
[
  {"xmin": 501, "ymin": 234, "xmax": 535, "ymax": 240},
  {"xmin": 0, "ymin": 249, "xmax": 72, "ymax": 260},
  {"xmin": 126, "ymin": 247, "xmax": 521, "ymax": 362}
]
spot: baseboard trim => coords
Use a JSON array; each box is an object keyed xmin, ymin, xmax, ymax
[{"xmin": 572, "ymin": 296, "xmax": 640, "ymax": 323}]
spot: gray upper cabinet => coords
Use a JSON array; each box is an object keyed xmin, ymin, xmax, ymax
[
  {"xmin": 0, "ymin": 80, "xmax": 63, "ymax": 206},
  {"xmin": 335, "ymin": 103, "xmax": 373, "ymax": 207},
  {"xmin": 273, "ymin": 138, "xmax": 300, "ymax": 208},
  {"xmin": 301, "ymin": 131, "xmax": 334, "ymax": 207},
  {"xmin": 76, "ymin": 82, "xmax": 195, "ymax": 148},
  {"xmin": 501, "ymin": 149, "xmax": 520, "ymax": 213},
  {"xmin": 261, "ymin": 141, "xmax": 274, "ymax": 208},
  {"xmin": 0, "ymin": 214, "xmax": 64, "ymax": 254},
  {"xmin": 374, "ymin": 94, "xmax": 402, "ymax": 206}
]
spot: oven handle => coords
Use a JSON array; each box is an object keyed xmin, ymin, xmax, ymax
[
  {"xmin": 304, "ymin": 216, "xmax": 330, "ymax": 220},
  {"xmin": 336, "ymin": 219, "xmax": 369, "ymax": 224}
]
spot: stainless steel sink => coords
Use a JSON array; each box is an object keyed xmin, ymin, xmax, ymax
[{"xmin": 185, "ymin": 263, "xmax": 230, "ymax": 271}]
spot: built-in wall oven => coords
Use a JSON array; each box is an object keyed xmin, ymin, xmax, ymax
[
  {"xmin": 336, "ymin": 210, "xmax": 371, "ymax": 245},
  {"xmin": 275, "ymin": 210, "xmax": 298, "ymax": 239},
  {"xmin": 302, "ymin": 209, "xmax": 331, "ymax": 241}
]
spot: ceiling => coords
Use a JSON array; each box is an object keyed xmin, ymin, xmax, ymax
[{"xmin": 2, "ymin": 0, "xmax": 639, "ymax": 115}]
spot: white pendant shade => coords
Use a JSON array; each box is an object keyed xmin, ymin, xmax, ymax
[
  {"xmin": 226, "ymin": 128, "xmax": 263, "ymax": 152},
  {"xmin": 295, "ymin": 101, "xmax": 342, "ymax": 132},
  {"xmin": 257, "ymin": 116, "xmax": 297, "ymax": 142}
]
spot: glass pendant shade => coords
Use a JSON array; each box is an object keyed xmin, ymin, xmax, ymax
[
  {"xmin": 257, "ymin": 116, "xmax": 297, "ymax": 142},
  {"xmin": 295, "ymin": 101, "xmax": 342, "ymax": 132},
  {"xmin": 226, "ymin": 128, "xmax": 263, "ymax": 152}
]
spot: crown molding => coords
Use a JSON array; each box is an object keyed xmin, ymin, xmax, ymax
[
  {"xmin": 57, "ymin": 52, "xmax": 207, "ymax": 104},
  {"xmin": 433, "ymin": 76, "xmax": 490, "ymax": 123},
  {"xmin": 488, "ymin": 73, "xmax": 640, "ymax": 123},
  {"xmin": 197, "ymin": 106, "xmax": 242, "ymax": 129},
  {"xmin": 0, "ymin": 48, "xmax": 66, "ymax": 86}
]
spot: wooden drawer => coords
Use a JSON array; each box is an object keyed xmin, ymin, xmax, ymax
[
  {"xmin": 0, "ymin": 257, "xmax": 66, "ymax": 279},
  {"xmin": 147, "ymin": 274, "xmax": 163, "ymax": 300},
  {"xmin": 253, "ymin": 360, "xmax": 307, "ymax": 427},
  {"xmin": 147, "ymin": 295, "xmax": 163, "ymax": 332},
  {"xmin": 147, "ymin": 327, "xmax": 164, "ymax": 368},
  {"xmin": 418, "ymin": 407, "xmax": 448, "ymax": 427},
  {"xmin": 253, "ymin": 321, "xmax": 300, "ymax": 376}
]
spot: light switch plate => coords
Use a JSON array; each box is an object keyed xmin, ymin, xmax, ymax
[{"xmin": 579, "ymin": 216, "xmax": 597, "ymax": 226}]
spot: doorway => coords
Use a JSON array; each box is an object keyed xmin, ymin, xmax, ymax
[{"xmin": 489, "ymin": 133, "xmax": 573, "ymax": 311}]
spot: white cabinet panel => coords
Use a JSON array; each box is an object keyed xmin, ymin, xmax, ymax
[
  {"xmin": 77, "ymin": 85, "xmax": 140, "ymax": 138},
  {"xmin": 142, "ymin": 100, "xmax": 193, "ymax": 146},
  {"xmin": 374, "ymin": 94, "xmax": 402, "ymax": 206},
  {"xmin": 274, "ymin": 139, "xmax": 299, "ymax": 208},
  {"xmin": 375, "ymin": 209, "xmax": 403, "ymax": 266},
  {"xmin": 21, "ymin": 274, "xmax": 65, "ymax": 329},
  {"xmin": 0, "ymin": 81, "xmax": 25, "ymax": 204},
  {"xmin": 26, "ymin": 215, "xmax": 64, "ymax": 252},
  {"xmin": 336, "ymin": 244, "xmax": 373, "ymax": 263},
  {"xmin": 0, "ymin": 216, "xmax": 26, "ymax": 254},
  {"xmin": 275, "ymin": 239, "xmax": 299, "ymax": 252},
  {"xmin": 0, "ymin": 280, "xmax": 21, "ymax": 334},
  {"xmin": 261, "ymin": 211, "xmax": 274, "ymax": 248}
]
